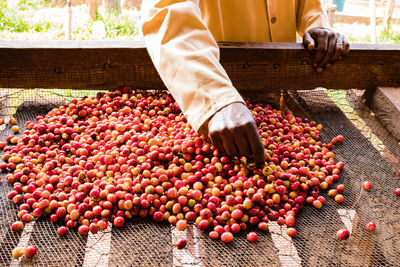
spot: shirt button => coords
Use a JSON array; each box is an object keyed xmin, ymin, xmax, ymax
[{"xmin": 271, "ymin": 17, "xmax": 277, "ymax": 24}]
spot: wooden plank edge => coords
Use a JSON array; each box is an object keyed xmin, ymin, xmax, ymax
[
  {"xmin": 335, "ymin": 13, "xmax": 400, "ymax": 25},
  {"xmin": 0, "ymin": 41, "xmax": 400, "ymax": 51},
  {"xmin": 365, "ymin": 87, "xmax": 400, "ymax": 140},
  {"xmin": 1, "ymin": 42, "xmax": 399, "ymax": 90}
]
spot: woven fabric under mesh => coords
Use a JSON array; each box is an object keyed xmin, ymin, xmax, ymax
[{"xmin": 0, "ymin": 89, "xmax": 399, "ymax": 267}]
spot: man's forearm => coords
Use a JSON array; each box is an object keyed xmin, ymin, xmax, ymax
[{"xmin": 141, "ymin": 0, "xmax": 244, "ymax": 135}]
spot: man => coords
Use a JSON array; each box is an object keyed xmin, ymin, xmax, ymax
[{"xmin": 141, "ymin": 0, "xmax": 350, "ymax": 168}]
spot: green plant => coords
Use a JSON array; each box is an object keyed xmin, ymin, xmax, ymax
[
  {"xmin": 0, "ymin": 0, "xmax": 61, "ymax": 34},
  {"xmin": 346, "ymin": 34, "xmax": 371, "ymax": 44},
  {"xmin": 0, "ymin": 9, "xmax": 30, "ymax": 32},
  {"xmin": 379, "ymin": 24, "xmax": 400, "ymax": 44},
  {"xmin": 95, "ymin": 11, "xmax": 138, "ymax": 37},
  {"xmin": 17, "ymin": 0, "xmax": 50, "ymax": 11},
  {"xmin": 32, "ymin": 20, "xmax": 53, "ymax": 32}
]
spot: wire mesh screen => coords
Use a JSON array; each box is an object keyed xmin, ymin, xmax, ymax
[
  {"xmin": 288, "ymin": 89, "xmax": 400, "ymax": 266},
  {"xmin": 0, "ymin": 88, "xmax": 399, "ymax": 266}
]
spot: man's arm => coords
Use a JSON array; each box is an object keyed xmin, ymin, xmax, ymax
[
  {"xmin": 297, "ymin": 0, "xmax": 350, "ymax": 72},
  {"xmin": 141, "ymin": 0, "xmax": 265, "ymax": 166}
]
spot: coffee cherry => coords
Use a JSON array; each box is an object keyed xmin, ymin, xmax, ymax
[
  {"xmin": 286, "ymin": 228, "xmax": 297, "ymax": 237},
  {"xmin": 12, "ymin": 247, "xmax": 23, "ymax": 259},
  {"xmin": 362, "ymin": 181, "xmax": 372, "ymax": 191},
  {"xmin": 334, "ymin": 194, "xmax": 345, "ymax": 204},
  {"xmin": 9, "ymin": 117, "xmax": 17, "ymax": 125},
  {"xmin": 337, "ymin": 229, "xmax": 350, "ymax": 240},
  {"xmin": 175, "ymin": 238, "xmax": 187, "ymax": 249},
  {"xmin": 11, "ymin": 221, "xmax": 23, "ymax": 231},
  {"xmin": 57, "ymin": 226, "xmax": 68, "ymax": 236},
  {"xmin": 1, "ymin": 88, "xmax": 344, "ymax": 244},
  {"xmin": 395, "ymin": 188, "xmax": 400, "ymax": 196},
  {"xmin": 247, "ymin": 232, "xmax": 258, "ymax": 242},
  {"xmin": 23, "ymin": 245, "xmax": 37, "ymax": 258},
  {"xmin": 221, "ymin": 232, "xmax": 234, "ymax": 243},
  {"xmin": 365, "ymin": 221, "xmax": 376, "ymax": 232}
]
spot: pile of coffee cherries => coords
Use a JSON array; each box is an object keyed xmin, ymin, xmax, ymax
[{"xmin": 3, "ymin": 88, "xmax": 344, "ymax": 243}]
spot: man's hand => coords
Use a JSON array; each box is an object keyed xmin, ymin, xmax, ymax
[
  {"xmin": 208, "ymin": 102, "xmax": 265, "ymax": 168},
  {"xmin": 303, "ymin": 28, "xmax": 350, "ymax": 73}
]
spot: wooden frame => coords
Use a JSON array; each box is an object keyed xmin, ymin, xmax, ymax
[{"xmin": 0, "ymin": 41, "xmax": 399, "ymax": 92}]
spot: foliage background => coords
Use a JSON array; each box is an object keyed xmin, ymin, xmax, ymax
[{"xmin": 0, "ymin": 0, "xmax": 399, "ymax": 43}]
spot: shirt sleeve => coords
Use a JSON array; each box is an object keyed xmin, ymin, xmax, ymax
[
  {"xmin": 296, "ymin": 0, "xmax": 332, "ymax": 37},
  {"xmin": 140, "ymin": 0, "xmax": 245, "ymax": 136}
]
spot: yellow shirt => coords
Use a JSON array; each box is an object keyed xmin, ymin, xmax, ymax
[{"xmin": 141, "ymin": 0, "xmax": 330, "ymax": 135}]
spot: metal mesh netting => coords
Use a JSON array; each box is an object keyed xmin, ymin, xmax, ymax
[
  {"xmin": 288, "ymin": 89, "xmax": 400, "ymax": 267},
  {"xmin": 0, "ymin": 88, "xmax": 399, "ymax": 266}
]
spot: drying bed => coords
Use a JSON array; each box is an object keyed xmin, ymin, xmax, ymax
[{"xmin": 0, "ymin": 88, "xmax": 399, "ymax": 266}]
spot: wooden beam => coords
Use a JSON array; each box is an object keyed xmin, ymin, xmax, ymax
[
  {"xmin": 335, "ymin": 13, "xmax": 400, "ymax": 25},
  {"xmin": 0, "ymin": 41, "xmax": 399, "ymax": 91},
  {"xmin": 366, "ymin": 87, "xmax": 400, "ymax": 140},
  {"xmin": 349, "ymin": 0, "xmax": 400, "ymax": 8}
]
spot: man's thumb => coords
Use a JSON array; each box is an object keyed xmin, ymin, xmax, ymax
[{"xmin": 303, "ymin": 32, "xmax": 315, "ymax": 51}]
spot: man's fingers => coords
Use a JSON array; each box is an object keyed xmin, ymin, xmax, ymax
[
  {"xmin": 245, "ymin": 125, "xmax": 265, "ymax": 168},
  {"xmin": 307, "ymin": 29, "xmax": 350, "ymax": 67},
  {"xmin": 339, "ymin": 38, "xmax": 350, "ymax": 60},
  {"xmin": 330, "ymin": 36, "xmax": 343, "ymax": 65},
  {"xmin": 234, "ymin": 130, "xmax": 251, "ymax": 157},
  {"xmin": 207, "ymin": 102, "xmax": 266, "ymax": 165},
  {"xmin": 209, "ymin": 132, "xmax": 225, "ymax": 154},
  {"xmin": 221, "ymin": 131, "xmax": 238, "ymax": 157},
  {"xmin": 303, "ymin": 32, "xmax": 315, "ymax": 51},
  {"xmin": 317, "ymin": 33, "xmax": 337, "ymax": 70},
  {"xmin": 343, "ymin": 37, "xmax": 350, "ymax": 55},
  {"xmin": 313, "ymin": 34, "xmax": 328, "ymax": 68}
]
